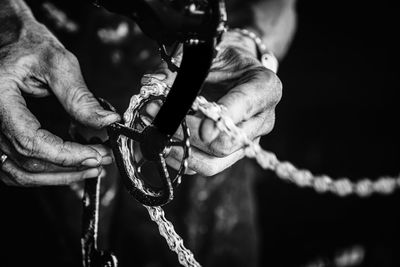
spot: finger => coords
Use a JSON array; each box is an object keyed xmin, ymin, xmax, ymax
[
  {"xmin": 0, "ymin": 170, "xmax": 17, "ymax": 186},
  {"xmin": 175, "ymin": 113, "xmax": 272, "ymax": 158},
  {"xmin": 165, "ymin": 156, "xmax": 196, "ymax": 175},
  {"xmin": 89, "ymin": 144, "xmax": 113, "ymax": 164},
  {"xmin": 0, "ymin": 157, "xmax": 103, "ymax": 186},
  {"xmin": 47, "ymin": 51, "xmax": 120, "ymax": 129},
  {"xmin": 200, "ymin": 68, "xmax": 281, "ymax": 143},
  {"xmin": 1, "ymin": 134, "xmax": 113, "ymax": 173},
  {"xmin": 168, "ymin": 144, "xmax": 245, "ymax": 177},
  {"xmin": 144, "ymin": 99, "xmax": 162, "ymax": 119},
  {"xmin": 0, "ymin": 86, "xmax": 105, "ymax": 167},
  {"xmin": 0, "ymin": 132, "xmax": 70, "ymax": 172},
  {"xmin": 204, "ymin": 112, "xmax": 272, "ymax": 157}
]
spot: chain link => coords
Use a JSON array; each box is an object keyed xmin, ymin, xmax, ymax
[
  {"xmin": 129, "ymin": 77, "xmax": 399, "ymax": 267},
  {"xmin": 124, "ymin": 81, "xmax": 201, "ymax": 267},
  {"xmin": 146, "ymin": 206, "xmax": 201, "ymax": 267},
  {"xmin": 119, "ymin": 78, "xmax": 171, "ymax": 197},
  {"xmin": 192, "ymin": 96, "xmax": 400, "ymax": 197}
]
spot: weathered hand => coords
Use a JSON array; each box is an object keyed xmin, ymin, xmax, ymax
[
  {"xmin": 151, "ymin": 31, "xmax": 282, "ymax": 176},
  {"xmin": 0, "ymin": 7, "xmax": 120, "ymax": 186}
]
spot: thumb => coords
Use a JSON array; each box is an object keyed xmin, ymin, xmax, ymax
[{"xmin": 47, "ymin": 51, "xmax": 120, "ymax": 129}]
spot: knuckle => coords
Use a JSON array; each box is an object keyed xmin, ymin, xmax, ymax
[
  {"xmin": 254, "ymin": 69, "xmax": 283, "ymax": 109},
  {"xmin": 0, "ymin": 55, "xmax": 40, "ymax": 83},
  {"xmin": 14, "ymin": 54, "xmax": 40, "ymax": 69},
  {"xmin": 40, "ymin": 41, "xmax": 65, "ymax": 64},
  {"xmin": 272, "ymin": 75, "xmax": 283, "ymax": 104},
  {"xmin": 62, "ymin": 50, "xmax": 79, "ymax": 66},
  {"xmin": 13, "ymin": 133, "xmax": 37, "ymax": 157},
  {"xmin": 262, "ymin": 113, "xmax": 276, "ymax": 135},
  {"xmin": 46, "ymin": 45, "xmax": 78, "ymax": 69},
  {"xmin": 44, "ymin": 137, "xmax": 71, "ymax": 167},
  {"xmin": 56, "ymin": 148, "xmax": 72, "ymax": 167},
  {"xmin": 265, "ymin": 71, "xmax": 283, "ymax": 104},
  {"xmin": 70, "ymin": 89, "xmax": 93, "ymax": 105}
]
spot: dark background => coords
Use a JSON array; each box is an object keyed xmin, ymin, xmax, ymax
[
  {"xmin": 257, "ymin": 0, "xmax": 400, "ymax": 266},
  {"xmin": 1, "ymin": 0, "xmax": 399, "ymax": 266}
]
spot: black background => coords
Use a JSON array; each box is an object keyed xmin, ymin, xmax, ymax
[{"xmin": 257, "ymin": 0, "xmax": 400, "ymax": 266}]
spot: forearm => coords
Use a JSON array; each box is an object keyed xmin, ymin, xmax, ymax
[{"xmin": 227, "ymin": 0, "xmax": 297, "ymax": 59}]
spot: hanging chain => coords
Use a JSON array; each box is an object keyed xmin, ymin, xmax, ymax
[
  {"xmin": 146, "ymin": 206, "xmax": 201, "ymax": 267},
  {"xmin": 124, "ymin": 81, "xmax": 201, "ymax": 267},
  {"xmin": 192, "ymin": 96, "xmax": 400, "ymax": 197}
]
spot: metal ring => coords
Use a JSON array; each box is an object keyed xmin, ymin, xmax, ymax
[{"xmin": 0, "ymin": 152, "xmax": 8, "ymax": 166}]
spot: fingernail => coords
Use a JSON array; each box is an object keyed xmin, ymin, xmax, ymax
[
  {"xmin": 100, "ymin": 156, "xmax": 113, "ymax": 165},
  {"xmin": 200, "ymin": 119, "xmax": 220, "ymax": 143},
  {"xmin": 96, "ymin": 110, "xmax": 116, "ymax": 117},
  {"xmin": 81, "ymin": 158, "xmax": 100, "ymax": 167},
  {"xmin": 186, "ymin": 169, "xmax": 197, "ymax": 176},
  {"xmin": 83, "ymin": 167, "xmax": 102, "ymax": 178},
  {"xmin": 104, "ymin": 114, "xmax": 121, "ymax": 125},
  {"xmin": 96, "ymin": 110, "xmax": 120, "ymax": 120},
  {"xmin": 152, "ymin": 73, "xmax": 167, "ymax": 80}
]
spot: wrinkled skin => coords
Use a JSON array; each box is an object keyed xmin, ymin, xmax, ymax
[
  {"xmin": 0, "ymin": 5, "xmax": 281, "ymax": 185},
  {"xmin": 148, "ymin": 31, "xmax": 282, "ymax": 176},
  {"xmin": 0, "ymin": 8, "xmax": 120, "ymax": 186}
]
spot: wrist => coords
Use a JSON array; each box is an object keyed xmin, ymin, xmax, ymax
[{"xmin": 227, "ymin": 28, "xmax": 279, "ymax": 73}]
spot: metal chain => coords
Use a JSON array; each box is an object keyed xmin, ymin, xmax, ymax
[
  {"xmin": 192, "ymin": 96, "xmax": 400, "ymax": 197},
  {"xmin": 302, "ymin": 245, "xmax": 365, "ymax": 267},
  {"xmin": 123, "ymin": 81, "xmax": 201, "ymax": 267},
  {"xmin": 146, "ymin": 206, "xmax": 201, "ymax": 267},
  {"xmin": 129, "ymin": 77, "xmax": 399, "ymax": 267},
  {"xmin": 119, "ymin": 80, "xmax": 171, "ymax": 197}
]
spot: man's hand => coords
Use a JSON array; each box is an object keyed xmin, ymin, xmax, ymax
[
  {"xmin": 0, "ymin": 1, "xmax": 120, "ymax": 186},
  {"xmin": 151, "ymin": 31, "xmax": 282, "ymax": 176}
]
